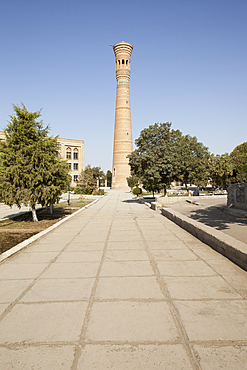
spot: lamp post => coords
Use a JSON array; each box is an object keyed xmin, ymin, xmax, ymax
[{"xmin": 67, "ymin": 183, "xmax": 70, "ymax": 206}]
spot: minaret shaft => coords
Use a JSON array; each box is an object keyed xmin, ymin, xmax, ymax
[{"xmin": 112, "ymin": 41, "xmax": 133, "ymax": 189}]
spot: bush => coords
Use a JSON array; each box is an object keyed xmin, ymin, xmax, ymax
[
  {"xmin": 73, "ymin": 186, "xmax": 93, "ymax": 195},
  {"xmin": 92, "ymin": 189, "xmax": 105, "ymax": 195},
  {"xmin": 132, "ymin": 186, "xmax": 142, "ymax": 196},
  {"xmin": 73, "ymin": 186, "xmax": 82, "ymax": 194}
]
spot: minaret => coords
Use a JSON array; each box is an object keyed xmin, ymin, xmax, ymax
[{"xmin": 112, "ymin": 41, "xmax": 133, "ymax": 189}]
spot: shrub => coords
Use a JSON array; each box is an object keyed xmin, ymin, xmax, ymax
[
  {"xmin": 132, "ymin": 186, "xmax": 142, "ymax": 196},
  {"xmin": 73, "ymin": 186, "xmax": 82, "ymax": 194},
  {"xmin": 92, "ymin": 189, "xmax": 105, "ymax": 195}
]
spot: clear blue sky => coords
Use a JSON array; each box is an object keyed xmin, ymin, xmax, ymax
[{"xmin": 1, "ymin": 0, "xmax": 246, "ymax": 172}]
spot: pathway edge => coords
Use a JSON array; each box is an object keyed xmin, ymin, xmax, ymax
[
  {"xmin": 0, "ymin": 199, "xmax": 99, "ymax": 263},
  {"xmin": 161, "ymin": 207, "xmax": 247, "ymax": 271}
]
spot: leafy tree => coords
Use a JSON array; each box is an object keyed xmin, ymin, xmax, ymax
[
  {"xmin": 0, "ymin": 103, "xmax": 70, "ymax": 221},
  {"xmin": 175, "ymin": 134, "xmax": 210, "ymax": 192},
  {"xmin": 78, "ymin": 165, "xmax": 97, "ymax": 193},
  {"xmin": 128, "ymin": 123, "xmax": 181, "ymax": 196},
  {"xmin": 127, "ymin": 175, "xmax": 139, "ymax": 189},
  {"xmin": 230, "ymin": 142, "xmax": 247, "ymax": 183},
  {"xmin": 91, "ymin": 166, "xmax": 106, "ymax": 182},
  {"xmin": 209, "ymin": 153, "xmax": 233, "ymax": 190}
]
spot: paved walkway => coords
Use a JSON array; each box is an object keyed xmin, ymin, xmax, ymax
[{"xmin": 1, "ymin": 190, "xmax": 247, "ymax": 369}]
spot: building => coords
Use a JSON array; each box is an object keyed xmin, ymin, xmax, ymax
[
  {"xmin": 57, "ymin": 137, "xmax": 84, "ymax": 186},
  {"xmin": 112, "ymin": 41, "xmax": 133, "ymax": 189},
  {"xmin": 0, "ymin": 131, "xmax": 84, "ymax": 187},
  {"xmin": 0, "ymin": 131, "xmax": 5, "ymax": 141}
]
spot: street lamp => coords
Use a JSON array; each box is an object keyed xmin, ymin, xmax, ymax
[{"xmin": 67, "ymin": 183, "xmax": 70, "ymax": 206}]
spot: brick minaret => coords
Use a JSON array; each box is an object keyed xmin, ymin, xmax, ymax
[{"xmin": 112, "ymin": 41, "xmax": 133, "ymax": 189}]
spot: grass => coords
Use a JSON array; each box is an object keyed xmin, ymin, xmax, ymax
[{"xmin": 0, "ymin": 199, "xmax": 93, "ymax": 255}]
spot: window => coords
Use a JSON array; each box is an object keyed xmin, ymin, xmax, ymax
[
  {"xmin": 68, "ymin": 163, "xmax": 71, "ymax": 170},
  {"xmin": 73, "ymin": 163, "xmax": 78, "ymax": 170},
  {"xmin": 73, "ymin": 150, "xmax": 78, "ymax": 160},
  {"xmin": 126, "ymin": 60, "xmax": 128, "ymax": 65},
  {"xmin": 66, "ymin": 147, "xmax": 71, "ymax": 159},
  {"xmin": 118, "ymin": 60, "xmax": 120, "ymax": 65},
  {"xmin": 74, "ymin": 175, "xmax": 78, "ymax": 182},
  {"xmin": 122, "ymin": 59, "xmax": 124, "ymax": 64}
]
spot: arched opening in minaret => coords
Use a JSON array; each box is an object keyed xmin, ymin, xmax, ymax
[
  {"xmin": 122, "ymin": 59, "xmax": 124, "ymax": 64},
  {"xmin": 126, "ymin": 60, "xmax": 128, "ymax": 65}
]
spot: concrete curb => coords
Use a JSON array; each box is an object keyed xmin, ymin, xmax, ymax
[
  {"xmin": 161, "ymin": 207, "xmax": 247, "ymax": 271},
  {"xmin": 0, "ymin": 199, "xmax": 99, "ymax": 263}
]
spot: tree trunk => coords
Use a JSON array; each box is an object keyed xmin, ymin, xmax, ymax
[
  {"xmin": 50, "ymin": 204, "xmax": 53, "ymax": 214},
  {"xmin": 184, "ymin": 180, "xmax": 189, "ymax": 194},
  {"xmin": 31, "ymin": 207, "xmax": 38, "ymax": 222},
  {"xmin": 164, "ymin": 187, "xmax": 167, "ymax": 197}
]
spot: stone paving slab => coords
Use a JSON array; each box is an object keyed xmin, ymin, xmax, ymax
[
  {"xmin": 95, "ymin": 276, "xmax": 164, "ymax": 299},
  {"xmin": 40, "ymin": 262, "xmax": 100, "ymax": 279},
  {"xmin": 78, "ymin": 344, "xmax": 194, "ymax": 370},
  {"xmin": 85, "ymin": 301, "xmax": 179, "ymax": 342},
  {"xmin": 0, "ymin": 279, "xmax": 33, "ymax": 303},
  {"xmin": 20, "ymin": 278, "xmax": 95, "ymax": 302},
  {"xmin": 0, "ymin": 346, "xmax": 76, "ymax": 370},
  {"xmin": 193, "ymin": 344, "xmax": 247, "ymax": 370},
  {"xmin": 0, "ymin": 302, "xmax": 88, "ymax": 343},
  {"xmin": 0, "ymin": 190, "xmax": 247, "ymax": 369},
  {"xmin": 174, "ymin": 300, "xmax": 247, "ymax": 341}
]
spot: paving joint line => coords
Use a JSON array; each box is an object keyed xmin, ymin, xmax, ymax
[
  {"xmin": 70, "ymin": 191, "xmax": 119, "ymax": 370},
  {"xmin": 131, "ymin": 201, "xmax": 201, "ymax": 370}
]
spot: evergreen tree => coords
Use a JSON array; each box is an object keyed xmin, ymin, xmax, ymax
[
  {"xmin": 106, "ymin": 170, "xmax": 112, "ymax": 187},
  {"xmin": 0, "ymin": 103, "xmax": 70, "ymax": 221}
]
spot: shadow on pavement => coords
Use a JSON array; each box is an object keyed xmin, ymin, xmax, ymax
[
  {"xmin": 122, "ymin": 199, "xmax": 139, "ymax": 203},
  {"xmin": 188, "ymin": 206, "xmax": 247, "ymax": 231}
]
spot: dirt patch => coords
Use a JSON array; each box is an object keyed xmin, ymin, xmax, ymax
[{"xmin": 0, "ymin": 199, "xmax": 93, "ymax": 254}]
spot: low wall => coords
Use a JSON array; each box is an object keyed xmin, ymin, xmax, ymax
[
  {"xmin": 161, "ymin": 207, "xmax": 247, "ymax": 271},
  {"xmin": 156, "ymin": 195, "xmax": 224, "ymax": 206},
  {"xmin": 227, "ymin": 183, "xmax": 247, "ymax": 211}
]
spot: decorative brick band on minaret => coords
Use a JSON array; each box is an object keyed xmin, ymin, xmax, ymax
[{"xmin": 112, "ymin": 41, "xmax": 133, "ymax": 189}]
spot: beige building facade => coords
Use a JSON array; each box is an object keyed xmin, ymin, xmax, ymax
[
  {"xmin": 112, "ymin": 41, "xmax": 133, "ymax": 189},
  {"xmin": 57, "ymin": 137, "xmax": 84, "ymax": 187},
  {"xmin": 0, "ymin": 131, "xmax": 84, "ymax": 187}
]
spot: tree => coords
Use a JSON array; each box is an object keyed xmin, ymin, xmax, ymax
[
  {"xmin": 209, "ymin": 153, "xmax": 233, "ymax": 190},
  {"xmin": 230, "ymin": 142, "xmax": 247, "ymax": 183},
  {"xmin": 128, "ymin": 123, "xmax": 181, "ymax": 196},
  {"xmin": 106, "ymin": 170, "xmax": 112, "ymax": 187},
  {"xmin": 78, "ymin": 165, "xmax": 97, "ymax": 193},
  {"xmin": 91, "ymin": 166, "xmax": 106, "ymax": 183},
  {"xmin": 0, "ymin": 103, "xmax": 70, "ymax": 221},
  {"xmin": 175, "ymin": 134, "xmax": 210, "ymax": 192},
  {"xmin": 126, "ymin": 175, "xmax": 139, "ymax": 189}
]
